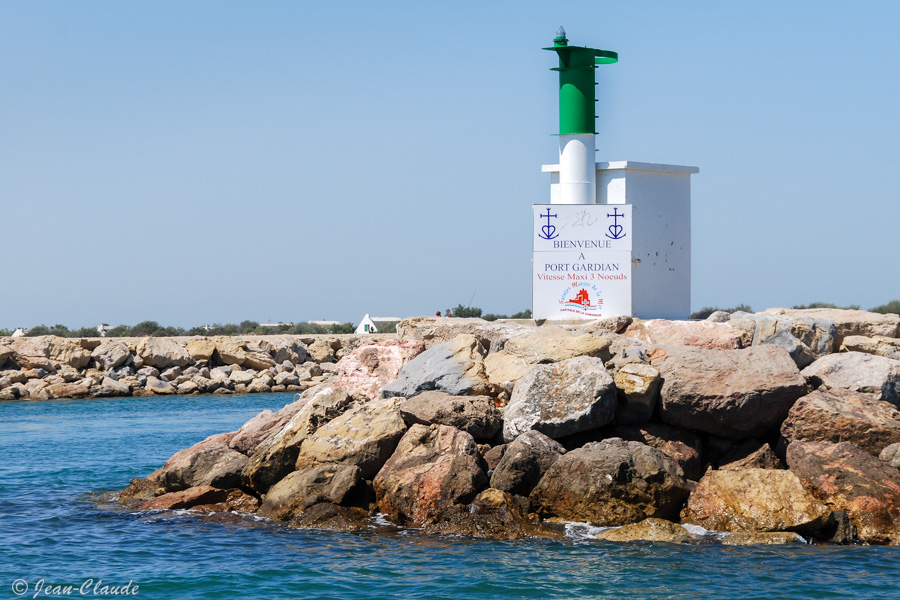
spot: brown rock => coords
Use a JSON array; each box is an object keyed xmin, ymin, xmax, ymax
[
  {"xmin": 91, "ymin": 342, "xmax": 132, "ymax": 371},
  {"xmin": 842, "ymin": 335, "xmax": 900, "ymax": 361},
  {"xmin": 139, "ymin": 485, "xmax": 231, "ymax": 510},
  {"xmin": 396, "ymin": 316, "xmax": 537, "ymax": 351},
  {"xmin": 373, "ymin": 424, "xmax": 488, "ymax": 527},
  {"xmin": 45, "ymin": 383, "xmax": 91, "ymax": 398},
  {"xmin": 191, "ymin": 489, "xmax": 260, "ymax": 514},
  {"xmin": 613, "ymin": 424, "xmax": 704, "ymax": 481},
  {"xmin": 490, "ymin": 430, "xmax": 566, "ymax": 497},
  {"xmin": 651, "ymin": 345, "xmax": 808, "ymax": 437},
  {"xmin": 399, "ymin": 391, "xmax": 501, "ymax": 441},
  {"xmin": 332, "ymin": 339, "xmax": 426, "ymax": 400},
  {"xmin": 780, "ymin": 389, "xmax": 900, "ymax": 457},
  {"xmin": 297, "ymin": 397, "xmax": 408, "ymax": 479},
  {"xmin": 596, "ymin": 518, "xmax": 693, "ymax": 543},
  {"xmin": 307, "ymin": 339, "xmax": 336, "ymax": 363},
  {"xmin": 257, "ymin": 461, "xmax": 363, "ymax": 521},
  {"xmin": 787, "ymin": 440, "xmax": 900, "ymax": 544},
  {"xmin": 721, "ymin": 532, "xmax": 806, "ymax": 545},
  {"xmin": 118, "ymin": 477, "xmax": 166, "ymax": 507},
  {"xmin": 681, "ymin": 469, "xmax": 832, "ymax": 536},
  {"xmin": 229, "ymin": 398, "xmax": 308, "ymax": 455},
  {"xmin": 288, "ymin": 503, "xmax": 371, "ymax": 531},
  {"xmin": 243, "ymin": 346, "xmax": 276, "ymax": 371},
  {"xmin": 719, "ymin": 440, "xmax": 784, "ymax": 470},
  {"xmin": 424, "ymin": 488, "xmax": 557, "ymax": 540},
  {"xmin": 529, "ymin": 438, "xmax": 690, "ymax": 526}
]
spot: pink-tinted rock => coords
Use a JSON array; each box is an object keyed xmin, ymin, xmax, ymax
[
  {"xmin": 373, "ymin": 424, "xmax": 488, "ymax": 527},
  {"xmin": 622, "ymin": 319, "xmax": 744, "ymax": 350},
  {"xmin": 331, "ymin": 339, "xmax": 425, "ymax": 400},
  {"xmin": 787, "ymin": 440, "xmax": 900, "ymax": 544}
]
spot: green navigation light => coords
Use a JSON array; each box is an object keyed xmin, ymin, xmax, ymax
[{"xmin": 543, "ymin": 27, "xmax": 618, "ymax": 136}]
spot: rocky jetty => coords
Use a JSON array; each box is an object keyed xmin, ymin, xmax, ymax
[
  {"xmin": 0, "ymin": 333, "xmax": 405, "ymax": 401},
  {"xmin": 107, "ymin": 308, "xmax": 900, "ymax": 544}
]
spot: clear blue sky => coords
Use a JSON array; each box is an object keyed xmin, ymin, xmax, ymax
[{"xmin": 2, "ymin": 1, "xmax": 898, "ymax": 329}]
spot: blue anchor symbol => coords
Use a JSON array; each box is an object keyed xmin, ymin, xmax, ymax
[
  {"xmin": 606, "ymin": 207, "xmax": 626, "ymax": 240},
  {"xmin": 538, "ymin": 208, "xmax": 559, "ymax": 240}
]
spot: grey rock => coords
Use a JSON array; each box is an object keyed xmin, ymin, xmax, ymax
[
  {"xmin": 91, "ymin": 342, "xmax": 132, "ymax": 371},
  {"xmin": 802, "ymin": 352, "xmax": 900, "ymax": 405},
  {"xmin": 706, "ymin": 311, "xmax": 732, "ymax": 323},
  {"xmin": 159, "ymin": 442, "xmax": 249, "ymax": 492},
  {"xmin": 879, "ymin": 443, "xmax": 900, "ymax": 468},
  {"xmin": 613, "ymin": 363, "xmax": 661, "ymax": 425},
  {"xmin": 762, "ymin": 329, "xmax": 816, "ymax": 369},
  {"xmin": 502, "ymin": 356, "xmax": 616, "ymax": 442},
  {"xmin": 382, "ymin": 334, "xmax": 491, "ymax": 398},
  {"xmin": 257, "ymin": 461, "xmax": 363, "ymax": 522}
]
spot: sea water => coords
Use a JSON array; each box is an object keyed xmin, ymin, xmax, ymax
[{"xmin": 1, "ymin": 394, "xmax": 899, "ymax": 600}]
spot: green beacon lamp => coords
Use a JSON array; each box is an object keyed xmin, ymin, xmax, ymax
[{"xmin": 544, "ymin": 26, "xmax": 617, "ymax": 205}]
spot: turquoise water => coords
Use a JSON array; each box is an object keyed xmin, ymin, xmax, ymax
[{"xmin": 2, "ymin": 395, "xmax": 899, "ymax": 600}]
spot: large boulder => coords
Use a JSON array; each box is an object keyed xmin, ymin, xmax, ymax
[
  {"xmin": 718, "ymin": 439, "xmax": 784, "ymax": 471},
  {"xmin": 502, "ymin": 356, "xmax": 617, "ymax": 442},
  {"xmin": 242, "ymin": 386, "xmax": 354, "ymax": 493},
  {"xmin": 332, "ymin": 339, "xmax": 425, "ymax": 400},
  {"xmin": 490, "ymin": 430, "xmax": 566, "ymax": 496},
  {"xmin": 529, "ymin": 438, "xmax": 690, "ymax": 526},
  {"xmin": 184, "ymin": 338, "xmax": 216, "ymax": 363},
  {"xmin": 732, "ymin": 312, "xmax": 836, "ymax": 366},
  {"xmin": 613, "ymin": 424, "xmax": 704, "ymax": 481},
  {"xmin": 0, "ymin": 344, "xmax": 12, "ymax": 368},
  {"xmin": 879, "ymin": 443, "xmax": 900, "ymax": 468},
  {"xmin": 373, "ymin": 424, "xmax": 488, "ymax": 527},
  {"xmin": 779, "ymin": 389, "xmax": 900, "ymax": 457},
  {"xmin": 681, "ymin": 469, "xmax": 832, "ymax": 536},
  {"xmin": 764, "ymin": 307, "xmax": 900, "ymax": 350},
  {"xmin": 139, "ymin": 485, "xmax": 231, "ymax": 511},
  {"xmin": 257, "ymin": 461, "xmax": 364, "ymax": 521},
  {"xmin": 787, "ymin": 440, "xmax": 900, "ymax": 544},
  {"xmin": 157, "ymin": 442, "xmax": 249, "ymax": 492},
  {"xmin": 381, "ymin": 334, "xmax": 492, "ymax": 398},
  {"xmin": 242, "ymin": 346, "xmax": 276, "ymax": 371},
  {"xmin": 483, "ymin": 326, "xmax": 613, "ymax": 390},
  {"xmin": 266, "ymin": 337, "xmax": 309, "ymax": 365},
  {"xmin": 396, "ymin": 316, "xmax": 537, "ymax": 351},
  {"xmin": 651, "ymin": 345, "xmax": 808, "ymax": 438},
  {"xmin": 613, "ymin": 363, "xmax": 661, "ymax": 425},
  {"xmin": 622, "ymin": 319, "xmax": 744, "ymax": 350},
  {"xmin": 399, "ymin": 391, "xmax": 501, "ymax": 441},
  {"xmin": 842, "ymin": 335, "xmax": 900, "ymax": 361},
  {"xmin": 136, "ymin": 337, "xmax": 190, "ymax": 369},
  {"xmin": 801, "ymin": 352, "xmax": 900, "ymax": 405},
  {"xmin": 91, "ymin": 342, "xmax": 132, "ymax": 371},
  {"xmin": 297, "ymin": 397, "xmax": 408, "ymax": 479}
]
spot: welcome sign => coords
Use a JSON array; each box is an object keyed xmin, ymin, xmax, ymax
[{"xmin": 532, "ymin": 204, "xmax": 633, "ymax": 320}]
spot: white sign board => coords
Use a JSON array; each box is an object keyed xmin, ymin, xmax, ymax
[
  {"xmin": 533, "ymin": 204, "xmax": 632, "ymax": 253},
  {"xmin": 532, "ymin": 204, "xmax": 632, "ymax": 320}
]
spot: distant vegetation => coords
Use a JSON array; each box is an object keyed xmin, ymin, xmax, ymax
[
  {"xmin": 791, "ymin": 302, "xmax": 861, "ymax": 310},
  {"xmin": 691, "ymin": 300, "xmax": 899, "ymax": 319},
  {"xmin": 448, "ymin": 305, "xmax": 532, "ymax": 321},
  {"xmin": 7, "ymin": 320, "xmax": 356, "ymax": 338}
]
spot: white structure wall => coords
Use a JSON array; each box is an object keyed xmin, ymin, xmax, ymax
[{"xmin": 541, "ymin": 160, "xmax": 698, "ymax": 320}]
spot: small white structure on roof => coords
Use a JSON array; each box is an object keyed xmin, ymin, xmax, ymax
[{"xmin": 355, "ymin": 314, "xmax": 401, "ymax": 334}]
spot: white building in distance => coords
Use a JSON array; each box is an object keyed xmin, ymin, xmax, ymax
[{"xmin": 355, "ymin": 314, "xmax": 401, "ymax": 334}]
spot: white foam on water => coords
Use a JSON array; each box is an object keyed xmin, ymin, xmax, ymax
[
  {"xmin": 681, "ymin": 523, "xmax": 728, "ymax": 541},
  {"xmin": 563, "ymin": 521, "xmax": 612, "ymax": 542}
]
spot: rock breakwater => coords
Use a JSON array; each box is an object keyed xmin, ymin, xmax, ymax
[{"xmin": 106, "ymin": 308, "xmax": 900, "ymax": 544}]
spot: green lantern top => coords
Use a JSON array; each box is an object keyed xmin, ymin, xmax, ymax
[{"xmin": 543, "ymin": 26, "xmax": 618, "ymax": 136}]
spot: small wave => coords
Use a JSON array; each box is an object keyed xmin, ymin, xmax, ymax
[
  {"xmin": 563, "ymin": 521, "xmax": 612, "ymax": 542},
  {"xmin": 681, "ymin": 523, "xmax": 728, "ymax": 542}
]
